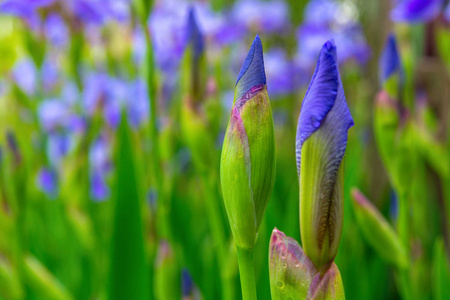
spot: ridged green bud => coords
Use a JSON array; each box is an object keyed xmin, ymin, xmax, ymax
[
  {"xmin": 351, "ymin": 188, "xmax": 409, "ymax": 269},
  {"xmin": 220, "ymin": 35, "xmax": 275, "ymax": 250}
]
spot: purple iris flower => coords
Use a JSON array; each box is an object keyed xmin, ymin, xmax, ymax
[
  {"xmin": 47, "ymin": 133, "xmax": 72, "ymax": 168},
  {"xmin": 149, "ymin": 0, "xmax": 186, "ymax": 74},
  {"xmin": 445, "ymin": 3, "xmax": 450, "ymax": 21},
  {"xmin": 297, "ymin": 0, "xmax": 370, "ymax": 70},
  {"xmin": 41, "ymin": 57, "xmax": 61, "ymax": 92},
  {"xmin": 12, "ymin": 58, "xmax": 37, "ymax": 95},
  {"xmin": 89, "ymin": 135, "xmax": 112, "ymax": 201},
  {"xmin": 127, "ymin": 79, "xmax": 149, "ymax": 129},
  {"xmin": 391, "ymin": 0, "xmax": 444, "ymax": 23},
  {"xmin": 38, "ymin": 99, "xmax": 71, "ymax": 131},
  {"xmin": 44, "ymin": 14, "xmax": 69, "ymax": 48},
  {"xmin": 37, "ymin": 167, "xmax": 58, "ymax": 198},
  {"xmin": 232, "ymin": 0, "xmax": 289, "ymax": 34},
  {"xmin": 379, "ymin": 33, "xmax": 403, "ymax": 87},
  {"xmin": 0, "ymin": 0, "xmax": 53, "ymax": 28},
  {"xmin": 132, "ymin": 29, "xmax": 146, "ymax": 65},
  {"xmin": 295, "ymin": 39, "xmax": 354, "ymax": 175},
  {"xmin": 264, "ymin": 49, "xmax": 296, "ymax": 97},
  {"xmin": 181, "ymin": 268, "xmax": 194, "ymax": 297}
]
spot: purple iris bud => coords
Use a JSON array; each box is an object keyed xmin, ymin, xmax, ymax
[
  {"xmin": 186, "ymin": 7, "xmax": 204, "ymax": 61},
  {"xmin": 6, "ymin": 131, "xmax": 21, "ymax": 166},
  {"xmin": 391, "ymin": 0, "xmax": 444, "ymax": 23},
  {"xmin": 132, "ymin": 29, "xmax": 146, "ymax": 65},
  {"xmin": 181, "ymin": 268, "xmax": 194, "ymax": 297},
  {"xmin": 235, "ymin": 35, "xmax": 266, "ymax": 101},
  {"xmin": 47, "ymin": 133, "xmax": 72, "ymax": 168},
  {"xmin": 379, "ymin": 33, "xmax": 403, "ymax": 88},
  {"xmin": 36, "ymin": 167, "xmax": 58, "ymax": 198},
  {"xmin": 232, "ymin": 0, "xmax": 289, "ymax": 33},
  {"xmin": 38, "ymin": 99, "xmax": 71, "ymax": 132},
  {"xmin": 264, "ymin": 49, "xmax": 296, "ymax": 97},
  {"xmin": 296, "ymin": 40, "xmax": 354, "ymax": 172},
  {"xmin": 296, "ymin": 40, "xmax": 354, "ymax": 268},
  {"xmin": 12, "ymin": 58, "xmax": 37, "ymax": 95},
  {"xmin": 44, "ymin": 14, "xmax": 69, "ymax": 48}
]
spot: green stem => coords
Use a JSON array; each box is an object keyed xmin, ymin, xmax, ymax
[
  {"xmin": 202, "ymin": 172, "xmax": 234, "ymax": 300},
  {"xmin": 236, "ymin": 247, "xmax": 257, "ymax": 300}
]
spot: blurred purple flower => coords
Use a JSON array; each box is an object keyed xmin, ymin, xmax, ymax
[
  {"xmin": 232, "ymin": 0, "xmax": 289, "ymax": 33},
  {"xmin": 132, "ymin": 29, "xmax": 146, "ymax": 65},
  {"xmin": 391, "ymin": 0, "xmax": 444, "ymax": 23},
  {"xmin": 38, "ymin": 99, "xmax": 71, "ymax": 131},
  {"xmin": 90, "ymin": 171, "xmax": 110, "ymax": 201},
  {"xmin": 379, "ymin": 33, "xmax": 403, "ymax": 87},
  {"xmin": 181, "ymin": 268, "xmax": 194, "ymax": 297},
  {"xmin": 149, "ymin": 0, "xmax": 186, "ymax": 74},
  {"xmin": 44, "ymin": 14, "xmax": 69, "ymax": 47},
  {"xmin": 0, "ymin": 0, "xmax": 53, "ymax": 28},
  {"xmin": 296, "ymin": 0, "xmax": 370, "ymax": 70},
  {"xmin": 444, "ymin": 2, "xmax": 450, "ymax": 21},
  {"xmin": 42, "ymin": 57, "xmax": 60, "ymax": 92},
  {"xmin": 47, "ymin": 133, "xmax": 72, "ymax": 168},
  {"xmin": 37, "ymin": 167, "xmax": 58, "ymax": 198},
  {"xmin": 127, "ymin": 79, "xmax": 150, "ymax": 128},
  {"xmin": 264, "ymin": 49, "xmax": 296, "ymax": 97},
  {"xmin": 89, "ymin": 135, "xmax": 111, "ymax": 201},
  {"xmin": 12, "ymin": 58, "xmax": 37, "ymax": 95}
]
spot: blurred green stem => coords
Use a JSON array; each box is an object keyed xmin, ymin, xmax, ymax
[
  {"xmin": 202, "ymin": 172, "xmax": 234, "ymax": 300},
  {"xmin": 236, "ymin": 247, "xmax": 257, "ymax": 300}
]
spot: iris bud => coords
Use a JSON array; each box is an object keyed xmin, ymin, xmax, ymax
[
  {"xmin": 296, "ymin": 40, "xmax": 354, "ymax": 269},
  {"xmin": 220, "ymin": 35, "xmax": 275, "ymax": 250},
  {"xmin": 306, "ymin": 263, "xmax": 345, "ymax": 300},
  {"xmin": 379, "ymin": 33, "xmax": 403, "ymax": 99},
  {"xmin": 269, "ymin": 228, "xmax": 317, "ymax": 300},
  {"xmin": 351, "ymin": 188, "xmax": 408, "ymax": 269}
]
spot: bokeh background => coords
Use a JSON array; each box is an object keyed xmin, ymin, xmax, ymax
[{"xmin": 0, "ymin": 0, "xmax": 449, "ymax": 299}]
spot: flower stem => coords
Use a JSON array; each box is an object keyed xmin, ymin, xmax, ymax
[{"xmin": 236, "ymin": 247, "xmax": 257, "ymax": 300}]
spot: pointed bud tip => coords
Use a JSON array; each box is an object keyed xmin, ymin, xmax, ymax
[
  {"xmin": 235, "ymin": 35, "xmax": 266, "ymax": 96},
  {"xmin": 186, "ymin": 6, "xmax": 204, "ymax": 58}
]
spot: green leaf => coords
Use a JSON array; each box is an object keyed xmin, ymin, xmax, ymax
[{"xmin": 108, "ymin": 115, "xmax": 150, "ymax": 300}]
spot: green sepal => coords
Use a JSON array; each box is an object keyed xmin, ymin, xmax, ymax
[
  {"xmin": 300, "ymin": 135, "xmax": 345, "ymax": 270},
  {"xmin": 306, "ymin": 263, "xmax": 345, "ymax": 300},
  {"xmin": 269, "ymin": 228, "xmax": 317, "ymax": 300}
]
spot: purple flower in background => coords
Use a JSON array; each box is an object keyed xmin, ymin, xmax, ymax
[
  {"xmin": 38, "ymin": 99, "xmax": 71, "ymax": 131},
  {"xmin": 127, "ymin": 79, "xmax": 149, "ymax": 128},
  {"xmin": 12, "ymin": 58, "xmax": 37, "ymax": 95},
  {"xmin": 444, "ymin": 2, "xmax": 450, "ymax": 21},
  {"xmin": 232, "ymin": 0, "xmax": 289, "ymax": 33},
  {"xmin": 37, "ymin": 167, "xmax": 58, "ymax": 198},
  {"xmin": 89, "ymin": 135, "xmax": 112, "ymax": 201},
  {"xmin": 181, "ymin": 268, "xmax": 194, "ymax": 297},
  {"xmin": 42, "ymin": 57, "xmax": 61, "ymax": 92},
  {"xmin": 391, "ymin": 0, "xmax": 444, "ymax": 23},
  {"xmin": 149, "ymin": 0, "xmax": 187, "ymax": 74},
  {"xmin": 379, "ymin": 33, "xmax": 403, "ymax": 87},
  {"xmin": 296, "ymin": 0, "xmax": 370, "ymax": 70},
  {"xmin": 47, "ymin": 133, "xmax": 72, "ymax": 168},
  {"xmin": 0, "ymin": 0, "xmax": 53, "ymax": 28},
  {"xmin": 132, "ymin": 29, "xmax": 146, "ymax": 65},
  {"xmin": 264, "ymin": 49, "xmax": 296, "ymax": 97},
  {"xmin": 44, "ymin": 14, "xmax": 69, "ymax": 47},
  {"xmin": 186, "ymin": 7, "xmax": 204, "ymax": 61}
]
